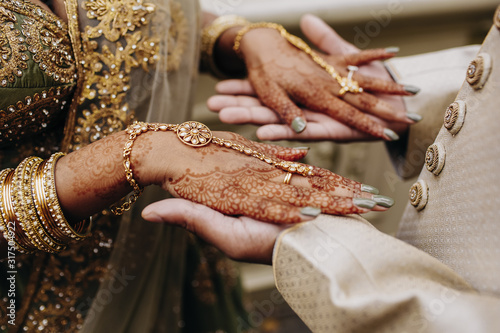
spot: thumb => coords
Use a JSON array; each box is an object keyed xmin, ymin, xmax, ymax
[
  {"xmin": 300, "ymin": 14, "xmax": 359, "ymax": 55},
  {"xmin": 142, "ymin": 198, "xmax": 227, "ymax": 234}
]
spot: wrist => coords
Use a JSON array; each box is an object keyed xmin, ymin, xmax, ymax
[{"xmin": 200, "ymin": 15, "xmax": 250, "ymax": 78}]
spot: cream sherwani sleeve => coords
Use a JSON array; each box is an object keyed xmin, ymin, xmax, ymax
[
  {"xmin": 273, "ymin": 215, "xmax": 500, "ymax": 332},
  {"xmin": 272, "ymin": 35, "xmax": 500, "ymax": 332}
]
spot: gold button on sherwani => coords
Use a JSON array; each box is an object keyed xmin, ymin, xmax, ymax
[
  {"xmin": 444, "ymin": 100, "xmax": 466, "ymax": 135},
  {"xmin": 425, "ymin": 143, "xmax": 446, "ymax": 175},
  {"xmin": 466, "ymin": 52, "xmax": 492, "ymax": 89}
]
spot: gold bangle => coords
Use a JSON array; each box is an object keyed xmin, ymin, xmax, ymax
[
  {"xmin": 201, "ymin": 15, "xmax": 250, "ymax": 78},
  {"xmin": 0, "ymin": 169, "xmax": 32, "ymax": 254},
  {"xmin": 41, "ymin": 153, "xmax": 91, "ymax": 242},
  {"xmin": 233, "ymin": 22, "xmax": 363, "ymax": 96},
  {"xmin": 1, "ymin": 169, "xmax": 35, "ymax": 253},
  {"xmin": 11, "ymin": 157, "xmax": 56, "ymax": 252},
  {"xmin": 13, "ymin": 157, "xmax": 66, "ymax": 253},
  {"xmin": 112, "ymin": 121, "xmax": 315, "ymax": 215}
]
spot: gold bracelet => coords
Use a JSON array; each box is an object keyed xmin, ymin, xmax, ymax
[
  {"xmin": 112, "ymin": 121, "xmax": 315, "ymax": 215},
  {"xmin": 201, "ymin": 15, "xmax": 250, "ymax": 78},
  {"xmin": 1, "ymin": 169, "xmax": 35, "ymax": 253},
  {"xmin": 41, "ymin": 153, "xmax": 91, "ymax": 242},
  {"xmin": 0, "ymin": 169, "xmax": 32, "ymax": 254},
  {"xmin": 233, "ymin": 22, "xmax": 363, "ymax": 96},
  {"xmin": 11, "ymin": 157, "xmax": 56, "ymax": 252},
  {"xmin": 13, "ymin": 157, "xmax": 66, "ymax": 253}
]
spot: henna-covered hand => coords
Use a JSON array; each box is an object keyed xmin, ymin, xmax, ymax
[
  {"xmin": 134, "ymin": 129, "xmax": 391, "ymax": 224},
  {"xmin": 56, "ymin": 126, "xmax": 392, "ymax": 224},
  {"xmin": 212, "ymin": 14, "xmax": 418, "ymax": 141}
]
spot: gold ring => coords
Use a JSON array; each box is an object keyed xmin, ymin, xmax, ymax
[
  {"xmin": 283, "ymin": 172, "xmax": 293, "ymax": 185},
  {"xmin": 338, "ymin": 65, "xmax": 363, "ymax": 96}
]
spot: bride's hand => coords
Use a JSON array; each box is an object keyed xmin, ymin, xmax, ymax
[
  {"xmin": 56, "ymin": 123, "xmax": 391, "ymax": 224},
  {"xmin": 210, "ymin": 14, "xmax": 418, "ymax": 141},
  {"xmin": 134, "ymin": 126, "xmax": 390, "ymax": 224}
]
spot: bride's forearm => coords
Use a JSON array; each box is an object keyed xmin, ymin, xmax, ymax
[{"xmin": 55, "ymin": 131, "xmax": 132, "ymax": 222}]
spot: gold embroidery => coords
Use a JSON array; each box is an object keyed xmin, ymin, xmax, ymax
[
  {"xmin": 164, "ymin": 0, "xmax": 187, "ymax": 71},
  {"xmin": 0, "ymin": 86, "xmax": 73, "ymax": 146},
  {"xmin": 82, "ymin": 0, "xmax": 156, "ymax": 41},
  {"xmin": 73, "ymin": 103, "xmax": 135, "ymax": 148},
  {"xmin": 0, "ymin": 7, "xmax": 29, "ymax": 86},
  {"xmin": 0, "ymin": 0, "xmax": 75, "ymax": 86},
  {"xmin": 62, "ymin": 0, "xmax": 162, "ymax": 150},
  {"xmin": 22, "ymin": 18, "xmax": 76, "ymax": 84}
]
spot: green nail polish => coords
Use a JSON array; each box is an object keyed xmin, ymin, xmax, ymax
[
  {"xmin": 385, "ymin": 46, "xmax": 400, "ymax": 54},
  {"xmin": 300, "ymin": 207, "xmax": 321, "ymax": 217},
  {"xmin": 294, "ymin": 146, "xmax": 310, "ymax": 151},
  {"xmin": 353, "ymin": 198, "xmax": 377, "ymax": 209},
  {"xmin": 291, "ymin": 117, "xmax": 306, "ymax": 133},
  {"xmin": 406, "ymin": 113, "xmax": 423, "ymax": 122},
  {"xmin": 361, "ymin": 184, "xmax": 379, "ymax": 195},
  {"xmin": 384, "ymin": 128, "xmax": 400, "ymax": 141},
  {"xmin": 373, "ymin": 195, "xmax": 395, "ymax": 208},
  {"xmin": 404, "ymin": 85, "xmax": 420, "ymax": 95}
]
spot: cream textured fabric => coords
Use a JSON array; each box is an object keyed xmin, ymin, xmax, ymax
[{"xmin": 273, "ymin": 21, "xmax": 500, "ymax": 333}]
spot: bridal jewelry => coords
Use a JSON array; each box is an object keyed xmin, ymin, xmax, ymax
[
  {"xmin": 233, "ymin": 22, "xmax": 363, "ymax": 96},
  {"xmin": 113, "ymin": 121, "xmax": 315, "ymax": 215},
  {"xmin": 283, "ymin": 172, "xmax": 293, "ymax": 185}
]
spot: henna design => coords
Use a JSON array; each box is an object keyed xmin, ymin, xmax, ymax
[
  {"xmin": 244, "ymin": 42, "xmax": 410, "ymax": 139},
  {"xmin": 169, "ymin": 165, "xmax": 364, "ymax": 223},
  {"xmin": 308, "ymin": 167, "xmax": 361, "ymax": 196},
  {"xmin": 65, "ymin": 132, "xmax": 129, "ymax": 200}
]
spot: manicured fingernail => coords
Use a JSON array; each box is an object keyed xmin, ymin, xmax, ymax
[
  {"xmin": 404, "ymin": 85, "xmax": 420, "ymax": 95},
  {"xmin": 294, "ymin": 146, "xmax": 310, "ymax": 151},
  {"xmin": 361, "ymin": 184, "xmax": 379, "ymax": 195},
  {"xmin": 300, "ymin": 206, "xmax": 321, "ymax": 217},
  {"xmin": 353, "ymin": 198, "xmax": 377, "ymax": 209},
  {"xmin": 384, "ymin": 128, "xmax": 400, "ymax": 141},
  {"xmin": 291, "ymin": 117, "xmax": 307, "ymax": 133},
  {"xmin": 406, "ymin": 113, "xmax": 422, "ymax": 122},
  {"xmin": 373, "ymin": 195, "xmax": 395, "ymax": 208},
  {"xmin": 385, "ymin": 46, "xmax": 400, "ymax": 54}
]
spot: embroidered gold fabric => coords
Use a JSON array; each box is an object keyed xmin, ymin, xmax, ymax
[
  {"xmin": 64, "ymin": 0, "xmax": 163, "ymax": 150},
  {"xmin": 1, "ymin": 0, "xmax": 248, "ymax": 332},
  {"xmin": 0, "ymin": 0, "xmax": 76, "ymax": 146},
  {"xmin": 0, "ymin": 86, "xmax": 73, "ymax": 146}
]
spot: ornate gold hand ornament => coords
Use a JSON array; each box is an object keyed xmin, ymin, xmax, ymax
[{"xmin": 112, "ymin": 121, "xmax": 314, "ymax": 215}]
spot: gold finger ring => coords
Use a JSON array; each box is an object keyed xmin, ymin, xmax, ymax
[
  {"xmin": 339, "ymin": 65, "xmax": 363, "ymax": 96},
  {"xmin": 283, "ymin": 172, "xmax": 293, "ymax": 185}
]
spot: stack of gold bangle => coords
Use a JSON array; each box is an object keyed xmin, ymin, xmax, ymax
[
  {"xmin": 201, "ymin": 15, "xmax": 250, "ymax": 78},
  {"xmin": 0, "ymin": 153, "xmax": 91, "ymax": 254}
]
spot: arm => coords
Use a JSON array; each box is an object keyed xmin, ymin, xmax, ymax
[
  {"xmin": 201, "ymin": 14, "xmax": 412, "ymax": 140},
  {"xmin": 142, "ymin": 200, "xmax": 500, "ymax": 332},
  {"xmin": 1, "ymin": 122, "xmax": 387, "ymax": 257},
  {"xmin": 273, "ymin": 215, "xmax": 500, "ymax": 332},
  {"xmin": 208, "ymin": 15, "xmax": 478, "ymax": 148}
]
